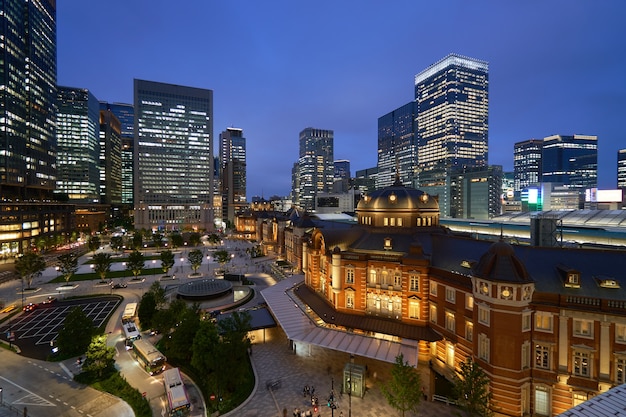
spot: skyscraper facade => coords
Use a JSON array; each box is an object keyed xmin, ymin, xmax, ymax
[
  {"xmin": 541, "ymin": 134, "xmax": 597, "ymax": 196},
  {"xmin": 618, "ymin": 149, "xmax": 626, "ymax": 190},
  {"xmin": 0, "ymin": 0, "xmax": 57, "ymax": 200},
  {"xmin": 333, "ymin": 159, "xmax": 351, "ymax": 193},
  {"xmin": 377, "ymin": 101, "xmax": 417, "ymax": 189},
  {"xmin": 414, "ymin": 54, "xmax": 489, "ymax": 216},
  {"xmin": 133, "ymin": 79, "xmax": 213, "ymax": 231},
  {"xmin": 219, "ymin": 127, "xmax": 247, "ymax": 223},
  {"xmin": 56, "ymin": 87, "xmax": 101, "ymax": 202},
  {"xmin": 296, "ymin": 128, "xmax": 334, "ymax": 211},
  {"xmin": 514, "ymin": 139, "xmax": 544, "ymax": 192},
  {"xmin": 101, "ymin": 102, "xmax": 134, "ymax": 205},
  {"xmin": 99, "ymin": 109, "xmax": 122, "ymax": 205}
]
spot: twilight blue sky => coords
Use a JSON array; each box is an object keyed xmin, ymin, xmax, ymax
[{"xmin": 57, "ymin": 1, "xmax": 626, "ymax": 198}]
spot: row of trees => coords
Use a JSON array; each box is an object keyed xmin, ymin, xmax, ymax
[
  {"xmin": 104, "ymin": 231, "xmax": 223, "ymax": 254},
  {"xmin": 381, "ymin": 354, "xmax": 493, "ymax": 417}
]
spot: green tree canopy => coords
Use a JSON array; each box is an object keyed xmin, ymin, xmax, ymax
[
  {"xmin": 110, "ymin": 236, "xmax": 124, "ymax": 253},
  {"xmin": 188, "ymin": 232, "xmax": 201, "ymax": 247},
  {"xmin": 132, "ymin": 233, "xmax": 143, "ymax": 250},
  {"xmin": 92, "ymin": 252, "xmax": 112, "ymax": 283},
  {"xmin": 207, "ymin": 233, "xmax": 221, "ymax": 246},
  {"xmin": 15, "ymin": 252, "xmax": 46, "ymax": 289},
  {"xmin": 163, "ymin": 303, "xmax": 200, "ymax": 363},
  {"xmin": 88, "ymin": 235, "xmax": 101, "ymax": 254},
  {"xmin": 152, "ymin": 232, "xmax": 164, "ymax": 249},
  {"xmin": 188, "ymin": 249, "xmax": 203, "ymax": 273},
  {"xmin": 217, "ymin": 311, "xmax": 252, "ymax": 391},
  {"xmin": 453, "ymin": 358, "xmax": 494, "ymax": 417},
  {"xmin": 81, "ymin": 334, "xmax": 116, "ymax": 380},
  {"xmin": 126, "ymin": 250, "xmax": 145, "ymax": 279},
  {"xmin": 191, "ymin": 319, "xmax": 220, "ymax": 377},
  {"xmin": 213, "ymin": 250, "xmax": 232, "ymax": 271},
  {"xmin": 148, "ymin": 281, "xmax": 166, "ymax": 307},
  {"xmin": 160, "ymin": 250, "xmax": 175, "ymax": 275},
  {"xmin": 57, "ymin": 253, "xmax": 79, "ymax": 283},
  {"xmin": 137, "ymin": 291, "xmax": 157, "ymax": 330},
  {"xmin": 380, "ymin": 353, "xmax": 422, "ymax": 417},
  {"xmin": 57, "ymin": 306, "xmax": 95, "ymax": 357},
  {"xmin": 170, "ymin": 232, "xmax": 183, "ymax": 249}
]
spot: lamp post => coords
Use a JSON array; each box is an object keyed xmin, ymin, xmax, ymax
[
  {"xmin": 180, "ymin": 258, "xmax": 185, "ymax": 276},
  {"xmin": 0, "ymin": 386, "xmax": 3, "ymax": 405},
  {"xmin": 152, "ymin": 259, "xmax": 156, "ymax": 280}
]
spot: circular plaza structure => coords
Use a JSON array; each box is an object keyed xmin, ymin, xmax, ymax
[{"xmin": 177, "ymin": 278, "xmax": 233, "ymax": 301}]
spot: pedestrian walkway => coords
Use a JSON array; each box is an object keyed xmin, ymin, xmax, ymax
[{"xmin": 225, "ymin": 326, "xmax": 464, "ymax": 417}]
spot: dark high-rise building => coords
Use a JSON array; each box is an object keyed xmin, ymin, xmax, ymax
[
  {"xmin": 101, "ymin": 102, "xmax": 134, "ymax": 205},
  {"xmin": 617, "ymin": 149, "xmax": 626, "ymax": 190},
  {"xmin": 133, "ymin": 79, "xmax": 213, "ymax": 231},
  {"xmin": 333, "ymin": 159, "xmax": 351, "ymax": 193},
  {"xmin": 541, "ymin": 134, "xmax": 597, "ymax": 197},
  {"xmin": 56, "ymin": 87, "xmax": 101, "ymax": 202},
  {"xmin": 0, "ymin": 0, "xmax": 57, "ymax": 200},
  {"xmin": 514, "ymin": 139, "xmax": 543, "ymax": 192},
  {"xmin": 414, "ymin": 54, "xmax": 489, "ymax": 216},
  {"xmin": 377, "ymin": 101, "xmax": 417, "ymax": 189},
  {"xmin": 295, "ymin": 128, "xmax": 334, "ymax": 211},
  {"xmin": 219, "ymin": 127, "xmax": 247, "ymax": 222},
  {"xmin": 99, "ymin": 109, "xmax": 122, "ymax": 205}
]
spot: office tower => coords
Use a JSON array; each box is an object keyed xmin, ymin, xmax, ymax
[
  {"xmin": 0, "ymin": 0, "xmax": 57, "ymax": 200},
  {"xmin": 541, "ymin": 134, "xmax": 597, "ymax": 200},
  {"xmin": 514, "ymin": 139, "xmax": 543, "ymax": 193},
  {"xmin": 101, "ymin": 102, "xmax": 134, "ymax": 205},
  {"xmin": 333, "ymin": 159, "xmax": 351, "ymax": 193},
  {"xmin": 219, "ymin": 127, "xmax": 247, "ymax": 222},
  {"xmin": 295, "ymin": 128, "xmax": 334, "ymax": 211},
  {"xmin": 451, "ymin": 165, "xmax": 503, "ymax": 220},
  {"xmin": 133, "ymin": 79, "xmax": 213, "ymax": 231},
  {"xmin": 99, "ymin": 109, "xmax": 122, "ymax": 205},
  {"xmin": 377, "ymin": 101, "xmax": 417, "ymax": 189},
  {"xmin": 56, "ymin": 87, "xmax": 101, "ymax": 202},
  {"xmin": 414, "ymin": 54, "xmax": 489, "ymax": 216},
  {"xmin": 618, "ymin": 149, "xmax": 626, "ymax": 190},
  {"xmin": 354, "ymin": 167, "xmax": 378, "ymax": 196}
]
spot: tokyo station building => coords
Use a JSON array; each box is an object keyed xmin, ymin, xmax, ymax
[{"xmin": 260, "ymin": 179, "xmax": 626, "ymax": 416}]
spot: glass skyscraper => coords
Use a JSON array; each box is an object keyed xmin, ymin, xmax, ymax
[
  {"xmin": 414, "ymin": 54, "xmax": 489, "ymax": 216},
  {"xmin": 541, "ymin": 134, "xmax": 597, "ymax": 195},
  {"xmin": 514, "ymin": 139, "xmax": 544, "ymax": 193},
  {"xmin": 133, "ymin": 79, "xmax": 213, "ymax": 231},
  {"xmin": 56, "ymin": 87, "xmax": 101, "ymax": 202},
  {"xmin": 99, "ymin": 109, "xmax": 122, "ymax": 205},
  {"xmin": 618, "ymin": 149, "xmax": 626, "ymax": 190},
  {"xmin": 101, "ymin": 102, "xmax": 134, "ymax": 205},
  {"xmin": 377, "ymin": 101, "xmax": 417, "ymax": 189},
  {"xmin": 296, "ymin": 128, "xmax": 334, "ymax": 211},
  {"xmin": 219, "ymin": 127, "xmax": 247, "ymax": 222}
]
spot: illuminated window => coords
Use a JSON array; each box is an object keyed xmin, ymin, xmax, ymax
[
  {"xmin": 616, "ymin": 356, "xmax": 626, "ymax": 384},
  {"xmin": 535, "ymin": 386, "xmax": 550, "ymax": 416},
  {"xmin": 346, "ymin": 292, "xmax": 354, "ymax": 309},
  {"xmin": 573, "ymin": 350, "xmax": 591, "ymax": 377},
  {"xmin": 616, "ymin": 324, "xmax": 626, "ymax": 343},
  {"xmin": 478, "ymin": 305, "xmax": 490, "ymax": 326},
  {"xmin": 535, "ymin": 312, "xmax": 553, "ymax": 332},
  {"xmin": 409, "ymin": 300, "xmax": 420, "ymax": 319},
  {"xmin": 429, "ymin": 281, "xmax": 438, "ymax": 296},
  {"xmin": 430, "ymin": 304, "xmax": 437, "ymax": 324},
  {"xmin": 445, "ymin": 311, "xmax": 455, "ymax": 332},
  {"xmin": 573, "ymin": 319, "xmax": 593, "ymax": 338},
  {"xmin": 410, "ymin": 274, "xmax": 419, "ymax": 291},
  {"xmin": 346, "ymin": 268, "xmax": 354, "ymax": 284},
  {"xmin": 572, "ymin": 393, "xmax": 587, "ymax": 407},
  {"xmin": 369, "ymin": 269, "xmax": 377, "ymax": 285},
  {"xmin": 465, "ymin": 294, "xmax": 474, "ymax": 310},
  {"xmin": 393, "ymin": 272, "xmax": 402, "ymax": 287},
  {"xmin": 465, "ymin": 320, "xmax": 473, "ymax": 341},
  {"xmin": 445, "ymin": 287, "xmax": 456, "ymax": 303},
  {"xmin": 535, "ymin": 344, "xmax": 550, "ymax": 369},
  {"xmin": 446, "ymin": 342, "xmax": 455, "ymax": 368}
]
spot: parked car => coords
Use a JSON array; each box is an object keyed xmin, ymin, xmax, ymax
[
  {"xmin": 111, "ymin": 282, "xmax": 127, "ymax": 289},
  {"xmin": 23, "ymin": 303, "xmax": 37, "ymax": 312},
  {"xmin": 42, "ymin": 296, "xmax": 57, "ymax": 304}
]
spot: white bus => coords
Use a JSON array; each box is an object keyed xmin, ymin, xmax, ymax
[
  {"xmin": 132, "ymin": 339, "xmax": 166, "ymax": 375},
  {"xmin": 122, "ymin": 321, "xmax": 141, "ymax": 349},
  {"xmin": 163, "ymin": 367, "xmax": 190, "ymax": 417},
  {"xmin": 122, "ymin": 302, "xmax": 138, "ymax": 323}
]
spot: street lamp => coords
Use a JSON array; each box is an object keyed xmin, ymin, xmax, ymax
[
  {"xmin": 152, "ymin": 259, "xmax": 156, "ymax": 280},
  {"xmin": 180, "ymin": 258, "xmax": 185, "ymax": 276},
  {"xmin": 0, "ymin": 386, "xmax": 3, "ymax": 405}
]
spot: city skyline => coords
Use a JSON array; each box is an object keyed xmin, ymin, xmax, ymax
[{"xmin": 57, "ymin": 1, "xmax": 626, "ymax": 198}]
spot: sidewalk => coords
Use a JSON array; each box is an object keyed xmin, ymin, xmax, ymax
[{"xmin": 226, "ymin": 326, "xmax": 464, "ymax": 417}]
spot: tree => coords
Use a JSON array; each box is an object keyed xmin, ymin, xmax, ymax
[
  {"xmin": 57, "ymin": 253, "xmax": 79, "ymax": 284},
  {"xmin": 152, "ymin": 232, "xmax": 164, "ymax": 249},
  {"xmin": 126, "ymin": 250, "xmax": 145, "ymax": 280},
  {"xmin": 92, "ymin": 252, "xmax": 112, "ymax": 283},
  {"xmin": 213, "ymin": 249, "xmax": 232, "ymax": 272},
  {"xmin": 207, "ymin": 233, "xmax": 221, "ymax": 246},
  {"xmin": 217, "ymin": 311, "xmax": 252, "ymax": 391},
  {"xmin": 188, "ymin": 249, "xmax": 203, "ymax": 274},
  {"xmin": 148, "ymin": 281, "xmax": 166, "ymax": 307},
  {"xmin": 164, "ymin": 303, "xmax": 200, "ymax": 363},
  {"xmin": 170, "ymin": 232, "xmax": 183, "ymax": 249},
  {"xmin": 57, "ymin": 306, "xmax": 95, "ymax": 357},
  {"xmin": 81, "ymin": 334, "xmax": 116, "ymax": 380},
  {"xmin": 88, "ymin": 235, "xmax": 101, "ymax": 255},
  {"xmin": 191, "ymin": 319, "xmax": 220, "ymax": 377},
  {"xmin": 15, "ymin": 252, "xmax": 46, "ymax": 290},
  {"xmin": 110, "ymin": 236, "xmax": 124, "ymax": 253},
  {"xmin": 188, "ymin": 232, "xmax": 201, "ymax": 247},
  {"xmin": 453, "ymin": 358, "xmax": 494, "ymax": 417},
  {"xmin": 380, "ymin": 353, "xmax": 422, "ymax": 417},
  {"xmin": 132, "ymin": 233, "xmax": 143, "ymax": 250},
  {"xmin": 160, "ymin": 250, "xmax": 175, "ymax": 276},
  {"xmin": 137, "ymin": 291, "xmax": 157, "ymax": 330}
]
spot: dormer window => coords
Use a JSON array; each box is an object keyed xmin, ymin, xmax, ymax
[
  {"xmin": 557, "ymin": 264, "xmax": 581, "ymax": 289},
  {"xmin": 595, "ymin": 275, "xmax": 620, "ymax": 289},
  {"xmin": 384, "ymin": 237, "xmax": 392, "ymax": 250},
  {"xmin": 567, "ymin": 273, "xmax": 580, "ymax": 287}
]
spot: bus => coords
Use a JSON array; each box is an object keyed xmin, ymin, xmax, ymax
[
  {"xmin": 163, "ymin": 367, "xmax": 190, "ymax": 417},
  {"xmin": 122, "ymin": 302, "xmax": 138, "ymax": 323},
  {"xmin": 122, "ymin": 321, "xmax": 141, "ymax": 350},
  {"xmin": 132, "ymin": 338, "xmax": 166, "ymax": 375}
]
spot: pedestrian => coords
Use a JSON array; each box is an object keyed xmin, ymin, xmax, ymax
[
  {"xmin": 303, "ymin": 386, "xmax": 307, "ymax": 397},
  {"xmin": 311, "ymin": 385, "xmax": 315, "ymax": 396}
]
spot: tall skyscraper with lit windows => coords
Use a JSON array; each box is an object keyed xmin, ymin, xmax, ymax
[
  {"xmin": 377, "ymin": 101, "xmax": 417, "ymax": 189},
  {"xmin": 219, "ymin": 127, "xmax": 247, "ymax": 222},
  {"xmin": 541, "ymin": 134, "xmax": 597, "ymax": 196},
  {"xmin": 295, "ymin": 128, "xmax": 334, "ymax": 211},
  {"xmin": 133, "ymin": 79, "xmax": 213, "ymax": 231},
  {"xmin": 414, "ymin": 54, "xmax": 489, "ymax": 216},
  {"xmin": 618, "ymin": 149, "xmax": 626, "ymax": 191},
  {"xmin": 514, "ymin": 139, "xmax": 543, "ymax": 192},
  {"xmin": 101, "ymin": 102, "xmax": 134, "ymax": 205}
]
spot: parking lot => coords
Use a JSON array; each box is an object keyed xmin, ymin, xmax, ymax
[{"xmin": 0, "ymin": 296, "xmax": 121, "ymax": 359}]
